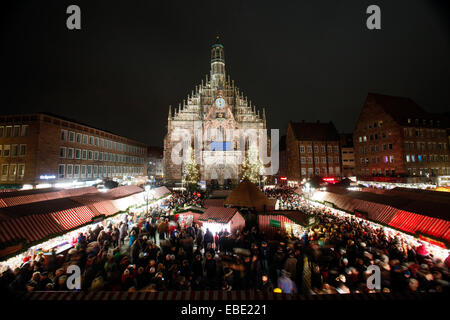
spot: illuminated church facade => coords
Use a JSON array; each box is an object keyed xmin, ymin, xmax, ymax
[{"xmin": 163, "ymin": 38, "xmax": 267, "ymax": 186}]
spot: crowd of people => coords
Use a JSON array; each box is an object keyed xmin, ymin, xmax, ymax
[
  {"xmin": 0, "ymin": 188, "xmax": 449, "ymax": 296},
  {"xmin": 164, "ymin": 191, "xmax": 204, "ymax": 210},
  {"xmin": 264, "ymin": 187, "xmax": 303, "ymax": 210}
]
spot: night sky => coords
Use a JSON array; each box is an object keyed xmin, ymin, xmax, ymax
[{"xmin": 2, "ymin": 0, "xmax": 449, "ymax": 146}]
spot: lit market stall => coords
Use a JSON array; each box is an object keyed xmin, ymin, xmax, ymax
[
  {"xmin": 176, "ymin": 207, "xmax": 205, "ymax": 227},
  {"xmin": 198, "ymin": 207, "xmax": 246, "ymax": 234},
  {"xmin": 306, "ymin": 199, "xmax": 449, "ymax": 261},
  {"xmin": 258, "ymin": 210, "xmax": 318, "ymax": 238},
  {"xmin": 0, "ymin": 185, "xmax": 174, "ymax": 272}
]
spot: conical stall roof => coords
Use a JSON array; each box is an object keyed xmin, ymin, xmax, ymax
[{"xmin": 223, "ymin": 179, "xmax": 272, "ymax": 208}]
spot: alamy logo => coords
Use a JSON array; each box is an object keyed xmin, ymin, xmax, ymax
[
  {"xmin": 366, "ymin": 5, "xmax": 381, "ymax": 30},
  {"xmin": 66, "ymin": 5, "xmax": 81, "ymax": 30},
  {"xmin": 366, "ymin": 265, "xmax": 381, "ymax": 290},
  {"xmin": 66, "ymin": 265, "xmax": 81, "ymax": 290}
]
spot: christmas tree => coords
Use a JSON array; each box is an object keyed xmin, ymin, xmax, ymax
[
  {"xmin": 183, "ymin": 147, "xmax": 200, "ymax": 189},
  {"xmin": 241, "ymin": 145, "xmax": 265, "ymax": 185}
]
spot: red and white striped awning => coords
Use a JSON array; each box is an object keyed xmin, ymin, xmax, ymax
[
  {"xmin": 92, "ymin": 201, "xmax": 118, "ymax": 216},
  {"xmin": 0, "ymin": 213, "xmax": 64, "ymax": 244},
  {"xmin": 20, "ymin": 290, "xmax": 296, "ymax": 301},
  {"xmin": 51, "ymin": 209, "xmax": 85, "ymax": 230}
]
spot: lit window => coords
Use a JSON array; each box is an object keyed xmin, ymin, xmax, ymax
[
  {"xmin": 60, "ymin": 130, "xmax": 67, "ymax": 141},
  {"xmin": 13, "ymin": 126, "xmax": 20, "ymax": 137},
  {"xmin": 21, "ymin": 125, "xmax": 29, "ymax": 137},
  {"xmin": 74, "ymin": 165, "xmax": 80, "ymax": 177},
  {"xmin": 18, "ymin": 164, "xmax": 25, "ymax": 180},
  {"xmin": 67, "ymin": 164, "xmax": 73, "ymax": 177},
  {"xmin": 3, "ymin": 145, "xmax": 10, "ymax": 157},
  {"xmin": 58, "ymin": 164, "xmax": 65, "ymax": 178},
  {"xmin": 6, "ymin": 126, "xmax": 12, "ymax": 137},
  {"xmin": 11, "ymin": 145, "xmax": 18, "ymax": 157}
]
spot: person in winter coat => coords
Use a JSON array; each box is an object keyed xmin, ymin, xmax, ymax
[
  {"xmin": 119, "ymin": 222, "xmax": 127, "ymax": 245},
  {"xmin": 204, "ymin": 252, "xmax": 217, "ymax": 288},
  {"xmin": 284, "ymin": 252, "xmax": 297, "ymax": 280},
  {"xmin": 129, "ymin": 231, "xmax": 137, "ymax": 248},
  {"xmin": 259, "ymin": 241, "xmax": 270, "ymax": 273},
  {"xmin": 111, "ymin": 227, "xmax": 120, "ymax": 248},
  {"xmin": 203, "ymin": 229, "xmax": 214, "ymax": 250}
]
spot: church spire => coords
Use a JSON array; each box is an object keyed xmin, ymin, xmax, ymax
[{"xmin": 210, "ymin": 35, "xmax": 225, "ymax": 88}]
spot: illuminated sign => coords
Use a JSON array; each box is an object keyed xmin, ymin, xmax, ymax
[
  {"xmin": 269, "ymin": 219, "xmax": 281, "ymax": 228},
  {"xmin": 280, "ymin": 177, "xmax": 287, "ymax": 181},
  {"xmin": 40, "ymin": 175, "xmax": 56, "ymax": 180},
  {"xmin": 322, "ymin": 177, "xmax": 337, "ymax": 183}
]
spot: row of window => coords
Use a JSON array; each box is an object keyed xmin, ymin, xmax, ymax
[
  {"xmin": 0, "ymin": 144, "xmax": 27, "ymax": 157},
  {"xmin": 360, "ymin": 168, "xmax": 395, "ymax": 175},
  {"xmin": 403, "ymin": 127, "xmax": 446, "ymax": 138},
  {"xmin": 405, "ymin": 154, "xmax": 449, "ymax": 163},
  {"xmin": 0, "ymin": 125, "xmax": 29, "ymax": 138},
  {"xmin": 403, "ymin": 141, "xmax": 447, "ymax": 151},
  {"xmin": 359, "ymin": 143, "xmax": 393, "ymax": 154},
  {"xmin": 300, "ymin": 156, "xmax": 340, "ymax": 164},
  {"xmin": 57, "ymin": 164, "xmax": 145, "ymax": 179},
  {"xmin": 362, "ymin": 120, "xmax": 384, "ymax": 131},
  {"xmin": 60, "ymin": 129, "xmax": 145, "ymax": 155},
  {"xmin": 407, "ymin": 167, "xmax": 450, "ymax": 176},
  {"xmin": 357, "ymin": 132, "xmax": 387, "ymax": 143},
  {"xmin": 1, "ymin": 163, "xmax": 25, "ymax": 181},
  {"xmin": 59, "ymin": 147, "xmax": 144, "ymax": 164},
  {"xmin": 360, "ymin": 155, "xmax": 395, "ymax": 165},
  {"xmin": 299, "ymin": 145, "xmax": 339, "ymax": 154},
  {"xmin": 406, "ymin": 118, "xmax": 440, "ymax": 127},
  {"xmin": 300, "ymin": 167, "xmax": 341, "ymax": 176}
]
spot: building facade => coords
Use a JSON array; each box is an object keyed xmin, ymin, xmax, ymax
[
  {"xmin": 340, "ymin": 133, "xmax": 355, "ymax": 177},
  {"xmin": 353, "ymin": 93, "xmax": 450, "ymax": 179},
  {"xmin": 147, "ymin": 146, "xmax": 164, "ymax": 185},
  {"xmin": 163, "ymin": 38, "xmax": 267, "ymax": 186},
  {"xmin": 0, "ymin": 113, "xmax": 148, "ymax": 187},
  {"xmin": 286, "ymin": 121, "xmax": 341, "ymax": 182}
]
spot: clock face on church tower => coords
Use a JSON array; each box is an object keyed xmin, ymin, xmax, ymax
[{"xmin": 215, "ymin": 97, "xmax": 225, "ymax": 109}]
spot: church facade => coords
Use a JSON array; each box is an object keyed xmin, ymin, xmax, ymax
[{"xmin": 163, "ymin": 38, "xmax": 268, "ymax": 186}]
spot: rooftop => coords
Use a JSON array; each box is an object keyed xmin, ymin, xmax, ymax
[{"xmin": 289, "ymin": 121, "xmax": 340, "ymax": 141}]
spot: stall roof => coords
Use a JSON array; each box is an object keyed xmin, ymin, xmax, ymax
[
  {"xmin": 104, "ymin": 185, "xmax": 143, "ymax": 199},
  {"xmin": 199, "ymin": 207, "xmax": 239, "ymax": 224},
  {"xmin": 152, "ymin": 186, "xmax": 171, "ymax": 199},
  {"xmin": 326, "ymin": 187, "xmax": 450, "ymax": 221},
  {"xmin": 0, "ymin": 198, "xmax": 85, "ymax": 220},
  {"xmin": 224, "ymin": 179, "xmax": 272, "ymax": 208},
  {"xmin": 262, "ymin": 210, "xmax": 310, "ymax": 227},
  {"xmin": 0, "ymin": 186, "xmax": 97, "ymax": 208}
]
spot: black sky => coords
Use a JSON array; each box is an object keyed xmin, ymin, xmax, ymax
[{"xmin": 2, "ymin": 0, "xmax": 449, "ymax": 146}]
